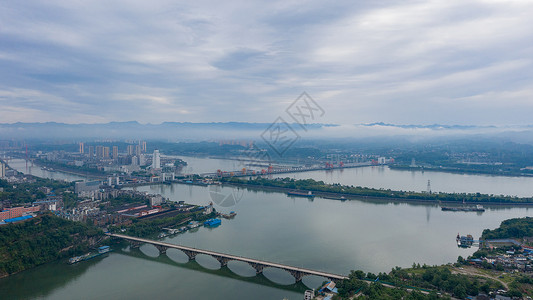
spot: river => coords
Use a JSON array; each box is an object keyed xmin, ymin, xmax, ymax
[
  {"xmin": 9, "ymin": 156, "xmax": 533, "ymax": 197},
  {"xmin": 2, "ymin": 156, "xmax": 533, "ymax": 299}
]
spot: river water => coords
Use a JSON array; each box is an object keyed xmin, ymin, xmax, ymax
[{"xmin": 2, "ymin": 157, "xmax": 533, "ymax": 299}]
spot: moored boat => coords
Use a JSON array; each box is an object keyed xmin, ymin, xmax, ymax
[
  {"xmin": 287, "ymin": 191, "xmax": 314, "ymax": 198},
  {"xmin": 442, "ymin": 204, "xmax": 485, "ymax": 212}
]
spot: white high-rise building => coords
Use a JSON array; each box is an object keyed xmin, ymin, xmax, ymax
[
  {"xmin": 139, "ymin": 154, "xmax": 146, "ymax": 166},
  {"xmin": 152, "ymin": 150, "xmax": 160, "ymax": 169},
  {"xmin": 0, "ymin": 161, "xmax": 5, "ymax": 178}
]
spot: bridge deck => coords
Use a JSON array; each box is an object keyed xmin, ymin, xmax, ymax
[{"xmin": 108, "ymin": 233, "xmax": 348, "ymax": 280}]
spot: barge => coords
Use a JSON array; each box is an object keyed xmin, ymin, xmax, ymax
[
  {"xmin": 287, "ymin": 191, "xmax": 314, "ymax": 198},
  {"xmin": 68, "ymin": 246, "xmax": 111, "ymax": 264},
  {"xmin": 442, "ymin": 205, "xmax": 485, "ymax": 212}
]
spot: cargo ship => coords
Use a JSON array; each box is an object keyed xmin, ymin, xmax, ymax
[
  {"xmin": 323, "ymin": 196, "xmax": 347, "ymax": 201},
  {"xmin": 442, "ymin": 205, "xmax": 485, "ymax": 212},
  {"xmin": 68, "ymin": 246, "xmax": 111, "ymax": 264},
  {"xmin": 287, "ymin": 191, "xmax": 314, "ymax": 198},
  {"xmin": 456, "ymin": 234, "xmax": 474, "ymax": 248},
  {"xmin": 219, "ymin": 211, "xmax": 237, "ymax": 219}
]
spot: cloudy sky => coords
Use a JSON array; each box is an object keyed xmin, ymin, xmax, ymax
[{"xmin": 1, "ymin": 0, "xmax": 532, "ymax": 125}]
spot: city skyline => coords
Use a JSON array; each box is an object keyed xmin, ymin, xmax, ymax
[{"xmin": 1, "ymin": 1, "xmax": 533, "ymax": 126}]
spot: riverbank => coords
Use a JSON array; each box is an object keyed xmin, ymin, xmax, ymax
[
  {"xmin": 32, "ymin": 159, "xmax": 108, "ymax": 180},
  {"xmin": 220, "ymin": 177, "xmax": 533, "ymax": 206},
  {"xmin": 390, "ymin": 164, "xmax": 533, "ymax": 178}
]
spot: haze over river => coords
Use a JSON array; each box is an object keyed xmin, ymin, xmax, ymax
[
  {"xmin": 9, "ymin": 156, "xmax": 533, "ymax": 197},
  {"xmin": 2, "ymin": 156, "xmax": 533, "ymax": 299}
]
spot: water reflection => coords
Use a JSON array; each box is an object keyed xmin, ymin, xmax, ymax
[
  {"xmin": 118, "ymin": 247, "xmax": 310, "ymax": 293},
  {"xmin": 0, "ymin": 255, "xmax": 104, "ymax": 299}
]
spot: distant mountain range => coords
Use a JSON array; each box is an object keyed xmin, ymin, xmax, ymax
[{"xmin": 0, "ymin": 121, "xmax": 532, "ymax": 142}]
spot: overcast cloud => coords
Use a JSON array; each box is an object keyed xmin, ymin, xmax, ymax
[{"xmin": 1, "ymin": 0, "xmax": 532, "ymax": 125}]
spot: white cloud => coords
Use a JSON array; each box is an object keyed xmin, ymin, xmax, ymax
[{"xmin": 0, "ymin": 0, "xmax": 532, "ymax": 125}]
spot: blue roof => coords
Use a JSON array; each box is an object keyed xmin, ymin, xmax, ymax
[{"xmin": 4, "ymin": 215, "xmax": 33, "ymax": 223}]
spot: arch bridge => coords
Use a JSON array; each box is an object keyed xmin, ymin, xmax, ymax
[{"xmin": 107, "ymin": 233, "xmax": 347, "ymax": 283}]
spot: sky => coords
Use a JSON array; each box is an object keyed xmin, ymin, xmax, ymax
[{"xmin": 1, "ymin": 0, "xmax": 533, "ymax": 125}]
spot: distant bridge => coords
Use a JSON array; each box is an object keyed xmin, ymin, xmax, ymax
[
  {"xmin": 107, "ymin": 233, "xmax": 348, "ymax": 283},
  {"xmin": 200, "ymin": 161, "xmax": 375, "ymax": 178}
]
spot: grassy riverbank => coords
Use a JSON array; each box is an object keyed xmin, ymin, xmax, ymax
[{"xmin": 220, "ymin": 177, "xmax": 533, "ymax": 205}]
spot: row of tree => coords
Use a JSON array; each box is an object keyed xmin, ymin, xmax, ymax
[
  {"xmin": 222, "ymin": 177, "xmax": 532, "ymax": 204},
  {"xmin": 481, "ymin": 217, "xmax": 533, "ymax": 240},
  {"xmin": 0, "ymin": 177, "xmax": 72, "ymax": 205},
  {"xmin": 335, "ymin": 265, "xmax": 503, "ymax": 299}
]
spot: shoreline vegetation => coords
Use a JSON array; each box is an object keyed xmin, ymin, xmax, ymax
[
  {"xmin": 219, "ymin": 177, "xmax": 533, "ymax": 205},
  {"xmin": 0, "ymin": 214, "xmax": 103, "ymax": 279},
  {"xmin": 390, "ymin": 164, "xmax": 533, "ymax": 178},
  {"xmin": 33, "ymin": 158, "xmax": 108, "ymax": 179}
]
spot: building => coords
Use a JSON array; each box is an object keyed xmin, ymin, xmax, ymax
[
  {"xmin": 0, "ymin": 206, "xmax": 40, "ymax": 221},
  {"xmin": 135, "ymin": 145, "xmax": 141, "ymax": 157},
  {"xmin": 127, "ymin": 145, "xmax": 135, "ymax": 156},
  {"xmin": 131, "ymin": 156, "xmax": 138, "ymax": 166},
  {"xmin": 33, "ymin": 196, "xmax": 63, "ymax": 211},
  {"xmin": 103, "ymin": 147, "xmax": 110, "ymax": 158},
  {"xmin": 75, "ymin": 180, "xmax": 101, "ymax": 194},
  {"xmin": 141, "ymin": 141, "xmax": 147, "ymax": 152},
  {"xmin": 149, "ymin": 195, "xmax": 163, "ymax": 206},
  {"xmin": 79, "ymin": 142, "xmax": 84, "ymax": 154},
  {"xmin": 0, "ymin": 161, "xmax": 5, "ymax": 178},
  {"xmin": 107, "ymin": 176, "xmax": 120, "ymax": 186},
  {"xmin": 162, "ymin": 172, "xmax": 175, "ymax": 181},
  {"xmin": 112, "ymin": 146, "xmax": 118, "ymax": 159},
  {"xmin": 88, "ymin": 146, "xmax": 94, "ymax": 158},
  {"xmin": 204, "ymin": 202, "xmax": 214, "ymax": 214},
  {"xmin": 152, "ymin": 150, "xmax": 161, "ymax": 169},
  {"xmin": 96, "ymin": 146, "xmax": 104, "ymax": 158}
]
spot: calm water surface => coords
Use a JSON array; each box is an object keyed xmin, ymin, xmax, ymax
[
  {"xmin": 2, "ymin": 157, "xmax": 533, "ymax": 299},
  {"xmin": 2, "ymin": 183, "xmax": 531, "ymax": 299}
]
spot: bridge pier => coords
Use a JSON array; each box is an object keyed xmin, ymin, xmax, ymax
[
  {"xmin": 213, "ymin": 255, "xmax": 231, "ymax": 267},
  {"xmin": 289, "ymin": 270, "xmax": 305, "ymax": 282},
  {"xmin": 328, "ymin": 277, "xmax": 342, "ymax": 284},
  {"xmin": 154, "ymin": 244, "xmax": 168, "ymax": 255},
  {"xmin": 249, "ymin": 263, "xmax": 264, "ymax": 275},
  {"xmin": 129, "ymin": 241, "xmax": 143, "ymax": 249},
  {"xmin": 182, "ymin": 250, "xmax": 198, "ymax": 260}
]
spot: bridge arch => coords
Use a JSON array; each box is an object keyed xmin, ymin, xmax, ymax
[
  {"xmin": 226, "ymin": 260, "xmax": 257, "ymax": 277},
  {"xmin": 262, "ymin": 267, "xmax": 299, "ymax": 285},
  {"xmin": 138, "ymin": 243, "xmax": 160, "ymax": 257},
  {"xmin": 195, "ymin": 253, "xmax": 225, "ymax": 270},
  {"xmin": 166, "ymin": 248, "xmax": 189, "ymax": 263}
]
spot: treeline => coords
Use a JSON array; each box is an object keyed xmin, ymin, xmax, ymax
[
  {"xmin": 0, "ymin": 214, "xmax": 103, "ymax": 277},
  {"xmin": 0, "ymin": 177, "xmax": 72, "ymax": 205},
  {"xmin": 221, "ymin": 177, "xmax": 533, "ymax": 204},
  {"xmin": 336, "ymin": 265, "xmax": 503, "ymax": 299},
  {"xmin": 481, "ymin": 217, "xmax": 533, "ymax": 240}
]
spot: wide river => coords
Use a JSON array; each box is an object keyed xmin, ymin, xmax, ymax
[{"xmin": 2, "ymin": 156, "xmax": 533, "ymax": 299}]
